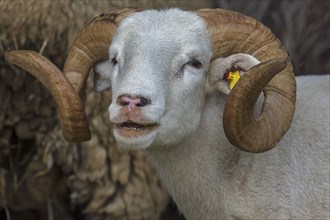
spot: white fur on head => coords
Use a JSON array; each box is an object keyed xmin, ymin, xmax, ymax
[
  {"xmin": 93, "ymin": 9, "xmax": 263, "ymax": 150},
  {"xmin": 96, "ymin": 9, "xmax": 212, "ymax": 150}
]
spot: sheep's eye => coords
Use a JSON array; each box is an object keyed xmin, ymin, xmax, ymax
[
  {"xmin": 178, "ymin": 59, "xmax": 203, "ymax": 76},
  {"xmin": 111, "ymin": 57, "xmax": 118, "ymax": 65},
  {"xmin": 187, "ymin": 59, "xmax": 202, "ymax": 69}
]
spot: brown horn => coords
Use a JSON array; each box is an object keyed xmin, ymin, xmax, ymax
[
  {"xmin": 7, "ymin": 9, "xmax": 139, "ymax": 143},
  {"xmin": 7, "ymin": 50, "xmax": 90, "ymax": 142},
  {"xmin": 196, "ymin": 9, "xmax": 296, "ymax": 153},
  {"xmin": 63, "ymin": 8, "xmax": 139, "ymax": 96}
]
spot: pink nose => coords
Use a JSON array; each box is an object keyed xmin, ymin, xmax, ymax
[{"xmin": 117, "ymin": 95, "xmax": 150, "ymax": 108}]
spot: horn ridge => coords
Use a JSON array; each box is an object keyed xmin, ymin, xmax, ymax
[
  {"xmin": 196, "ymin": 8, "xmax": 296, "ymax": 153},
  {"xmin": 7, "ymin": 50, "xmax": 91, "ymax": 142},
  {"xmin": 6, "ymin": 9, "xmax": 139, "ymax": 143},
  {"xmin": 63, "ymin": 8, "xmax": 139, "ymax": 96}
]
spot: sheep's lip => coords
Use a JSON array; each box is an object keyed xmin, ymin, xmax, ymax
[{"xmin": 115, "ymin": 121, "xmax": 159, "ymax": 138}]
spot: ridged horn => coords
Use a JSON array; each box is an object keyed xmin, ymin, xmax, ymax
[
  {"xmin": 196, "ymin": 9, "xmax": 296, "ymax": 153},
  {"xmin": 7, "ymin": 50, "xmax": 90, "ymax": 142},
  {"xmin": 64, "ymin": 8, "xmax": 139, "ymax": 96},
  {"xmin": 6, "ymin": 8, "xmax": 139, "ymax": 143}
]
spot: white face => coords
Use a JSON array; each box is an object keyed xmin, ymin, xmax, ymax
[{"xmin": 96, "ymin": 9, "xmax": 212, "ymax": 150}]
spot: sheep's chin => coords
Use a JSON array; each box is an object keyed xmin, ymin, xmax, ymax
[{"xmin": 113, "ymin": 127, "xmax": 159, "ymax": 150}]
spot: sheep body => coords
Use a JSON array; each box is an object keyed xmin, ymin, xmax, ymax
[
  {"xmin": 148, "ymin": 74, "xmax": 330, "ymax": 219},
  {"xmin": 94, "ymin": 9, "xmax": 330, "ymax": 219}
]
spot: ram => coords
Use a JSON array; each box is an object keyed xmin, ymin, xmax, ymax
[{"xmin": 7, "ymin": 8, "xmax": 329, "ymax": 219}]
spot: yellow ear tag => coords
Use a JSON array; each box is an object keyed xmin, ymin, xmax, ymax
[{"xmin": 225, "ymin": 70, "xmax": 240, "ymax": 89}]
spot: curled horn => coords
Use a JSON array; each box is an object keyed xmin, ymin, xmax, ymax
[
  {"xmin": 196, "ymin": 9, "xmax": 296, "ymax": 153},
  {"xmin": 7, "ymin": 8, "xmax": 139, "ymax": 142},
  {"xmin": 7, "ymin": 8, "xmax": 295, "ymax": 149},
  {"xmin": 7, "ymin": 51, "xmax": 90, "ymax": 142},
  {"xmin": 64, "ymin": 8, "xmax": 139, "ymax": 96}
]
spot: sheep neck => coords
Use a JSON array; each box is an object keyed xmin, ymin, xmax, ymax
[{"xmin": 147, "ymin": 94, "xmax": 254, "ymax": 218}]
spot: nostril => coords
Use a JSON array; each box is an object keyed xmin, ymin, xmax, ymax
[
  {"xmin": 117, "ymin": 95, "xmax": 151, "ymax": 107},
  {"xmin": 137, "ymin": 97, "xmax": 150, "ymax": 107},
  {"xmin": 119, "ymin": 100, "xmax": 130, "ymax": 106},
  {"xmin": 117, "ymin": 96, "xmax": 130, "ymax": 106}
]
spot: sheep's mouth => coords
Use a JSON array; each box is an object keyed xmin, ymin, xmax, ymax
[{"xmin": 115, "ymin": 121, "xmax": 159, "ymax": 138}]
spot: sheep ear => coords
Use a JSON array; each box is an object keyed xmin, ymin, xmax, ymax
[
  {"xmin": 207, "ymin": 53, "xmax": 260, "ymax": 95},
  {"xmin": 93, "ymin": 60, "xmax": 112, "ymax": 91}
]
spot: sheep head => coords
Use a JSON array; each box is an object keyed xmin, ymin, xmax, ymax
[
  {"xmin": 96, "ymin": 9, "xmax": 212, "ymax": 150},
  {"xmin": 7, "ymin": 8, "xmax": 296, "ymax": 153}
]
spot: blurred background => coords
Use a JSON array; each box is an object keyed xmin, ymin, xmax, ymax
[{"xmin": 0, "ymin": 1, "xmax": 329, "ymax": 220}]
